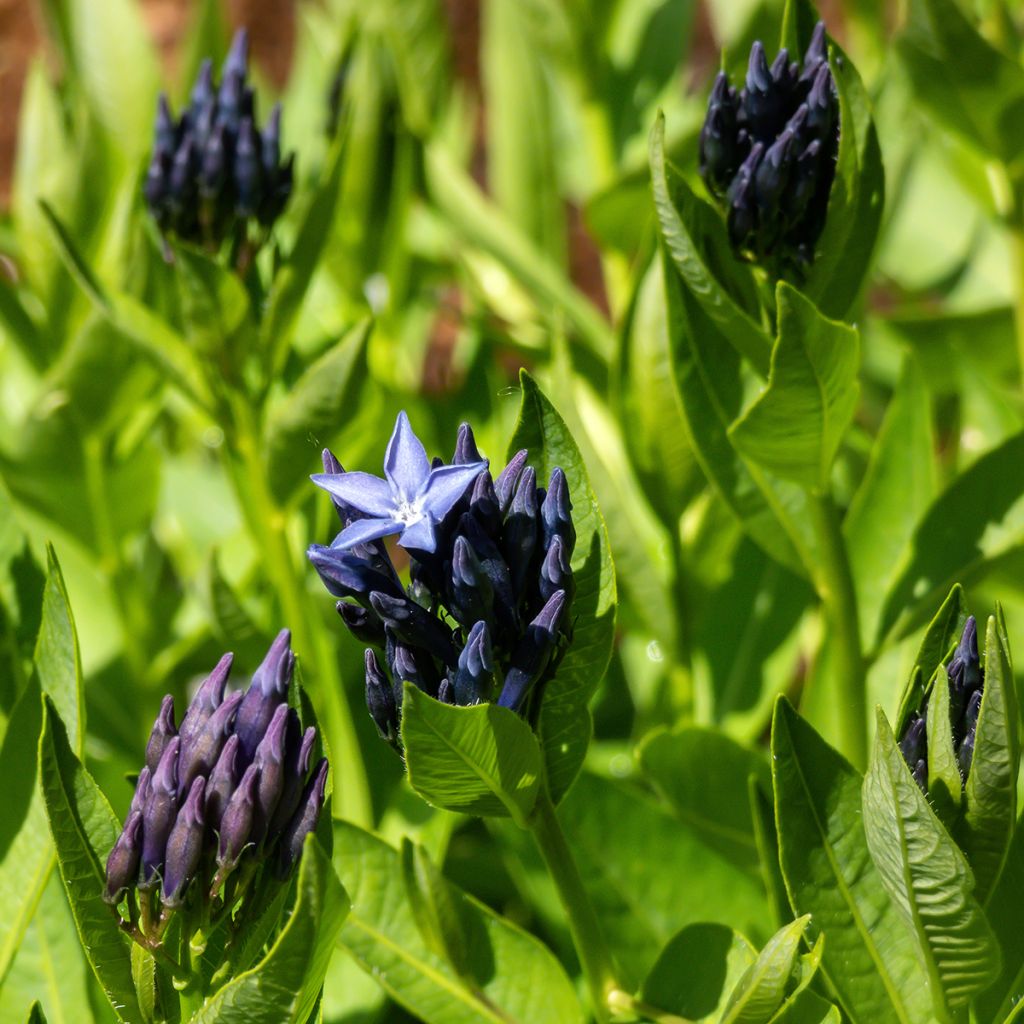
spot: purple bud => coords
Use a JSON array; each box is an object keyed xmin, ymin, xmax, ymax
[
  {"xmin": 141, "ymin": 737, "xmax": 180, "ymax": 888},
  {"xmin": 155, "ymin": 94, "xmax": 177, "ymax": 154},
  {"xmin": 234, "ymin": 117, "xmax": 263, "ymax": 217},
  {"xmin": 276, "ymin": 758, "xmax": 328, "ymax": 878},
  {"xmin": 262, "ymin": 103, "xmax": 282, "ymax": 175},
  {"xmin": 449, "ymin": 535, "xmax": 494, "ymax": 628},
  {"xmin": 801, "ymin": 21, "xmax": 828, "ymax": 80},
  {"xmin": 452, "ymin": 622, "xmax": 493, "ymax": 706},
  {"xmin": 469, "ymin": 473, "xmax": 502, "ymax": 536},
  {"xmin": 103, "ymin": 811, "xmax": 143, "ymax": 904},
  {"xmin": 178, "ymin": 690, "xmax": 242, "ymax": 798},
  {"xmin": 365, "ymin": 650, "xmax": 399, "ymax": 745},
  {"xmin": 268, "ymin": 718, "xmax": 316, "ymax": 839},
  {"xmin": 336, "ymin": 601, "xmax": 386, "ymax": 646},
  {"xmin": 145, "ymin": 696, "xmax": 177, "ymax": 773},
  {"xmin": 502, "ymin": 466, "xmax": 539, "ymax": 600},
  {"xmin": 128, "ymin": 767, "xmax": 151, "ymax": 819},
  {"xmin": 746, "ymin": 41, "xmax": 772, "ymax": 94},
  {"xmin": 199, "ymin": 124, "xmax": 228, "ymax": 198},
  {"xmin": 539, "ymin": 534, "xmax": 574, "ymax": 605},
  {"xmin": 162, "ymin": 777, "xmax": 206, "ymax": 908},
  {"xmin": 235, "ymin": 630, "xmax": 294, "ymax": 764},
  {"xmin": 541, "ymin": 468, "xmax": 576, "ymax": 558},
  {"xmin": 205, "ymin": 734, "xmax": 240, "ymax": 831},
  {"xmin": 369, "ymin": 591, "xmax": 458, "ymax": 667},
  {"xmin": 251, "ymin": 704, "xmax": 289, "ymax": 844},
  {"xmin": 223, "ymin": 28, "xmax": 249, "ymax": 81},
  {"xmin": 178, "ymin": 653, "xmax": 233, "ymax": 756},
  {"xmin": 494, "ymin": 450, "xmax": 529, "ymax": 514},
  {"xmin": 307, "ymin": 545, "xmax": 405, "ymax": 603},
  {"xmin": 454, "ymin": 424, "xmax": 483, "ymax": 465},
  {"xmin": 218, "ymin": 763, "xmax": 258, "ymax": 872},
  {"xmin": 497, "ymin": 590, "xmax": 566, "ymax": 711}
]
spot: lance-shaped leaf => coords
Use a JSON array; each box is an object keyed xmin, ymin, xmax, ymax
[
  {"xmin": 924, "ymin": 666, "xmax": 962, "ymax": 825},
  {"xmin": 862, "ymin": 708, "xmax": 1000, "ymax": 1015},
  {"xmin": 38, "ymin": 698, "xmax": 141, "ymax": 1022},
  {"xmin": 193, "ymin": 837, "xmax": 349, "ymax": 1023},
  {"xmin": 729, "ymin": 284, "xmax": 859, "ymax": 493},
  {"xmin": 955, "ymin": 611, "xmax": 1018, "ymax": 902},
  {"xmin": 506, "ymin": 371, "xmax": 616, "ymax": 803},
  {"xmin": 771, "ymin": 698, "xmax": 931, "ymax": 1024},
  {"xmin": 976, "ymin": 823, "xmax": 1024, "ymax": 1021},
  {"xmin": 402, "ymin": 685, "xmax": 542, "ymax": 826}
]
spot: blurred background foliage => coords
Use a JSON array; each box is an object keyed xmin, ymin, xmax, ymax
[{"xmin": 3, "ymin": 0, "xmax": 1024, "ymax": 1020}]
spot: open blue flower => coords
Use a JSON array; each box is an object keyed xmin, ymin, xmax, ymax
[{"xmin": 311, "ymin": 411, "xmax": 487, "ymax": 554}]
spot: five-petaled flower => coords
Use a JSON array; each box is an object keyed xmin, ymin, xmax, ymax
[{"xmin": 311, "ymin": 412, "xmax": 488, "ymax": 554}]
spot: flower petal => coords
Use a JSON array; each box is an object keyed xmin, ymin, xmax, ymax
[
  {"xmin": 420, "ymin": 462, "xmax": 488, "ymax": 521},
  {"xmin": 384, "ymin": 411, "xmax": 431, "ymax": 503},
  {"xmin": 398, "ymin": 517, "xmax": 437, "ymax": 553},
  {"xmin": 311, "ymin": 471, "xmax": 396, "ymax": 518},
  {"xmin": 332, "ymin": 517, "xmax": 402, "ymax": 550}
]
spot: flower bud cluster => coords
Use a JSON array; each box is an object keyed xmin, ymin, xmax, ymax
[
  {"xmin": 899, "ymin": 617, "xmax": 984, "ymax": 791},
  {"xmin": 699, "ymin": 22, "xmax": 838, "ymax": 271},
  {"xmin": 103, "ymin": 630, "xmax": 327, "ymax": 930},
  {"xmin": 308, "ymin": 421, "xmax": 575, "ymax": 749},
  {"xmin": 144, "ymin": 30, "xmax": 294, "ymax": 247}
]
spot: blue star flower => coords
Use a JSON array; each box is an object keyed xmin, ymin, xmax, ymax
[{"xmin": 310, "ymin": 411, "xmax": 487, "ymax": 554}]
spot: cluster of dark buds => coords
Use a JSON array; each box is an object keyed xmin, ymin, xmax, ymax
[
  {"xmin": 307, "ymin": 412, "xmax": 575, "ymax": 748},
  {"xmin": 102, "ymin": 630, "xmax": 327, "ymax": 953},
  {"xmin": 144, "ymin": 29, "xmax": 294, "ymax": 251},
  {"xmin": 699, "ymin": 22, "xmax": 838, "ymax": 272},
  {"xmin": 899, "ymin": 617, "xmax": 983, "ymax": 791}
]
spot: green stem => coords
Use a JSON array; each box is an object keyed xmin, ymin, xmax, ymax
[
  {"xmin": 809, "ymin": 492, "xmax": 866, "ymax": 769},
  {"xmin": 223, "ymin": 395, "xmax": 373, "ymax": 828},
  {"xmin": 529, "ymin": 790, "xmax": 623, "ymax": 1023}
]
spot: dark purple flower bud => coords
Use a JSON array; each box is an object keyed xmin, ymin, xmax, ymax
[
  {"xmin": 103, "ymin": 811, "xmax": 143, "ymax": 904},
  {"xmin": 801, "ymin": 21, "xmax": 828, "ymax": 81},
  {"xmin": 727, "ymin": 143, "xmax": 763, "ymax": 247},
  {"xmin": 251, "ymin": 704, "xmax": 289, "ymax": 845},
  {"xmin": 276, "ymin": 758, "xmax": 328, "ymax": 878},
  {"xmin": 189, "ymin": 60, "xmax": 215, "ymax": 120},
  {"xmin": 145, "ymin": 696, "xmax": 177, "ymax": 773},
  {"xmin": 955, "ymin": 617, "xmax": 982, "ymax": 694},
  {"xmin": 268, "ymin": 717, "xmax": 316, "ymax": 839},
  {"xmin": 497, "ymin": 590, "xmax": 566, "ymax": 711},
  {"xmin": 452, "ymin": 621, "xmax": 494, "ymax": 706},
  {"xmin": 365, "ymin": 649, "xmax": 400, "ymax": 745},
  {"xmin": 155, "ymin": 94, "xmax": 177, "ymax": 154},
  {"xmin": 456, "ymin": 513, "xmax": 518, "ymax": 635},
  {"xmin": 805, "ymin": 64, "xmax": 835, "ymax": 139},
  {"xmin": 449, "ymin": 535, "xmax": 494, "ymax": 628},
  {"xmin": 438, "ymin": 678, "xmax": 454, "ymax": 704},
  {"xmin": 162, "ymin": 777, "xmax": 206, "ymax": 908},
  {"xmin": 235, "ymin": 630, "xmax": 294, "ymax": 764},
  {"xmin": 178, "ymin": 653, "xmax": 232, "ymax": 756},
  {"xmin": 261, "ymin": 151, "xmax": 294, "ymax": 224},
  {"xmin": 912, "ymin": 758, "xmax": 928, "ymax": 791},
  {"xmin": 222, "ymin": 28, "xmax": 249, "ymax": 85},
  {"xmin": 958, "ymin": 689, "xmax": 982, "ymax": 780},
  {"xmin": 205, "ymin": 734, "xmax": 240, "ymax": 831},
  {"xmin": 369, "ymin": 591, "xmax": 458, "ymax": 668},
  {"xmin": 234, "ymin": 118, "xmax": 263, "ymax": 217},
  {"xmin": 755, "ymin": 128, "xmax": 796, "ymax": 222},
  {"xmin": 699, "ymin": 73, "xmax": 742, "ymax": 195},
  {"xmin": 494, "ymin": 450, "xmax": 529, "ymax": 515},
  {"xmin": 540, "ymin": 468, "xmax": 576, "ymax": 558},
  {"xmin": 307, "ymin": 545, "xmax": 405, "ymax": 603},
  {"xmin": 144, "ymin": 151, "xmax": 171, "ymax": 219},
  {"xmin": 387, "ymin": 635, "xmax": 440, "ymax": 697},
  {"xmin": 785, "ymin": 139, "xmax": 821, "ymax": 222},
  {"xmin": 178, "ymin": 690, "xmax": 242, "ymax": 798},
  {"xmin": 502, "ymin": 467, "xmax": 540, "ymax": 600},
  {"xmin": 539, "ymin": 535, "xmax": 574, "ymax": 606},
  {"xmin": 141, "ymin": 737, "xmax": 180, "ymax": 888},
  {"xmin": 199, "ymin": 124, "xmax": 228, "ymax": 199},
  {"xmin": 169, "ymin": 133, "xmax": 198, "ymax": 206},
  {"xmin": 453, "ymin": 423, "xmax": 483, "ymax": 465},
  {"xmin": 218, "ymin": 763, "xmax": 258, "ymax": 873},
  {"xmin": 336, "ymin": 601, "xmax": 386, "ymax": 646},
  {"xmin": 469, "ymin": 473, "xmax": 502, "ymax": 537},
  {"xmin": 128, "ymin": 767, "xmax": 151, "ymax": 819},
  {"xmin": 899, "ymin": 714, "xmax": 927, "ymax": 772}
]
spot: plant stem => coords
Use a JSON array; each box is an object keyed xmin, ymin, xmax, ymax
[
  {"xmin": 223, "ymin": 394, "xmax": 373, "ymax": 827},
  {"xmin": 529, "ymin": 789, "xmax": 623, "ymax": 1024},
  {"xmin": 809, "ymin": 491, "xmax": 866, "ymax": 769}
]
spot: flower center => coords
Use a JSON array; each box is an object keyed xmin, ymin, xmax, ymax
[{"xmin": 394, "ymin": 499, "xmax": 424, "ymax": 526}]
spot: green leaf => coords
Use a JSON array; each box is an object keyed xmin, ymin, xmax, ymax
[
  {"xmin": 639, "ymin": 923, "xmax": 756, "ymax": 1023},
  {"xmin": 506, "ymin": 371, "xmax": 616, "ymax": 803},
  {"xmin": 658, "ymin": 231, "xmax": 814, "ymax": 579},
  {"xmin": 649, "ymin": 113, "xmax": 771, "ymax": 376},
  {"xmin": 67, "ymin": 0, "xmax": 159, "ymax": 160},
  {"xmin": 721, "ymin": 915, "xmax": 811, "ymax": 1024},
  {"xmin": 729, "ymin": 283, "xmax": 859, "ymax": 492},
  {"xmin": 771, "ymin": 990, "xmax": 841, "ymax": 1024},
  {"xmin": 557, "ymin": 772, "xmax": 772, "ymax": 986},
  {"xmin": 191, "ymin": 837, "xmax": 349, "ymax": 1024},
  {"xmin": 401, "ymin": 685, "xmax": 542, "ymax": 826},
  {"xmin": 333, "ymin": 821, "xmax": 584, "ymax": 1024},
  {"xmin": 799, "ymin": 39, "xmax": 885, "ymax": 319},
  {"xmin": 898, "ymin": 0, "xmax": 1024, "ymax": 164},
  {"xmin": 637, "ymin": 725, "xmax": 769, "ymax": 873},
  {"xmin": 862, "ymin": 708, "xmax": 1000, "ymax": 1014},
  {"xmin": 844, "ymin": 359, "xmax": 935, "ymax": 651},
  {"xmin": 28, "ymin": 1003, "xmax": 47, "ymax": 1024},
  {"xmin": 876, "ymin": 432, "xmax": 1024, "ymax": 647},
  {"xmin": 923, "ymin": 667, "xmax": 962, "ymax": 825},
  {"xmin": 264, "ymin": 321, "xmax": 370, "ymax": 505},
  {"xmin": 956, "ymin": 612, "xmax": 1018, "ymax": 902},
  {"xmin": 38, "ymin": 697, "xmax": 141, "ymax": 1022},
  {"xmin": 172, "ymin": 244, "xmax": 253, "ymax": 357},
  {"xmin": 771, "ymin": 698, "xmax": 931, "ymax": 1024}
]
